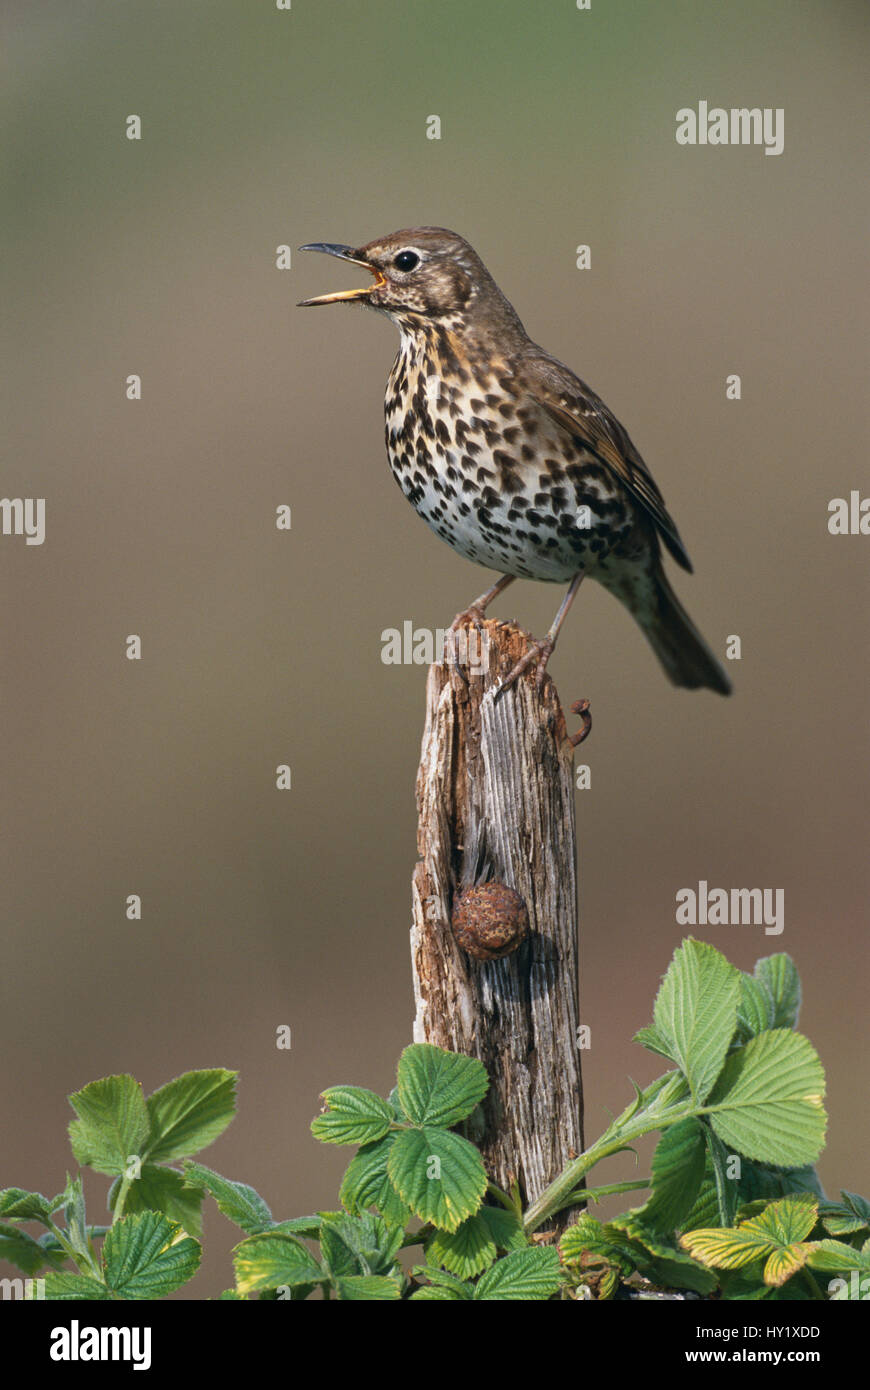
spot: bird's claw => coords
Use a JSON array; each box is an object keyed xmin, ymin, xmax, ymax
[{"xmin": 491, "ymin": 636, "xmax": 554, "ymax": 704}]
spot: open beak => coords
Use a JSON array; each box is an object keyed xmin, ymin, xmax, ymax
[{"xmin": 297, "ymin": 243, "xmax": 386, "ymax": 306}]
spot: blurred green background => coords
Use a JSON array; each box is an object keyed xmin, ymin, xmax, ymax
[{"xmin": 2, "ymin": 0, "xmax": 867, "ymax": 1296}]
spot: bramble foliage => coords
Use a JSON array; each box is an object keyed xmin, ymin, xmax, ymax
[{"xmin": 1, "ymin": 942, "xmax": 865, "ymax": 1300}]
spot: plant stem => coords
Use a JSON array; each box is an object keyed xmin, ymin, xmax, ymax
[
  {"xmin": 112, "ymin": 1176, "xmax": 132, "ymax": 1225},
  {"xmin": 523, "ymin": 1101, "xmax": 696, "ymax": 1233}
]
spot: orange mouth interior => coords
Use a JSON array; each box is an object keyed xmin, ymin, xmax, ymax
[{"xmin": 301, "ymin": 266, "xmax": 386, "ymax": 306}]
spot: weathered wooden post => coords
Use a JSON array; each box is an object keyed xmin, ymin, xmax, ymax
[{"xmin": 411, "ymin": 617, "xmax": 584, "ymax": 1224}]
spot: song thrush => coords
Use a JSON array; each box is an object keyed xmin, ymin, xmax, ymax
[{"xmin": 299, "ymin": 227, "xmax": 731, "ymax": 697}]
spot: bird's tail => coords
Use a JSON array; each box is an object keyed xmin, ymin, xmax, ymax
[{"xmin": 637, "ymin": 569, "xmax": 731, "ymax": 696}]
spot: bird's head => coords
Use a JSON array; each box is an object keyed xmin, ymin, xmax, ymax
[{"xmin": 298, "ymin": 227, "xmax": 522, "ymax": 337}]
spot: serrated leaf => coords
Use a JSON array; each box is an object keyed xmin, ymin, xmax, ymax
[
  {"xmin": 473, "ymin": 1247, "xmax": 561, "ymax": 1300},
  {"xmin": 396, "ymin": 1044, "xmax": 488, "ymax": 1128},
  {"xmin": 754, "ymin": 955, "xmax": 801, "ymax": 1030},
  {"xmin": 680, "ymin": 1170, "xmax": 722, "ymax": 1234},
  {"xmin": 0, "ymin": 1222, "xmax": 57, "ymax": 1275},
  {"xmin": 805, "ymin": 1239, "xmax": 870, "ymax": 1274},
  {"xmin": 270, "ymin": 1216, "xmax": 322, "ymax": 1237},
  {"xmin": 334, "ymin": 1274, "xmax": 402, "ymax": 1300},
  {"xmin": 183, "ymin": 1161, "xmax": 273, "ymax": 1234},
  {"xmin": 0, "ymin": 1188, "xmax": 60, "ymax": 1225},
  {"xmin": 634, "ymin": 1117, "xmax": 705, "ymax": 1233},
  {"xmin": 387, "ymin": 1126, "xmax": 486, "ymax": 1232},
  {"xmin": 651, "ymin": 940, "xmax": 741, "ymax": 1104},
  {"xmin": 736, "ymin": 974, "xmax": 776, "ymax": 1041},
  {"xmin": 681, "ymin": 1226, "xmax": 773, "ymax": 1271},
  {"xmin": 609, "ymin": 1214, "xmax": 719, "ymax": 1293},
  {"xmin": 339, "ymin": 1136, "xmax": 411, "ymax": 1226},
  {"xmin": 319, "ymin": 1211, "xmax": 404, "ymax": 1281},
  {"xmin": 706, "ymin": 1030, "xmax": 826, "ymax": 1167},
  {"xmin": 681, "ymin": 1195, "xmax": 818, "ymax": 1287},
  {"xmin": 41, "ymin": 1272, "xmax": 111, "ymax": 1300},
  {"xmin": 102, "ymin": 1211, "xmax": 201, "ymax": 1298},
  {"xmin": 311, "ymin": 1086, "xmax": 393, "ymax": 1146},
  {"xmin": 479, "ymin": 1206, "xmax": 526, "ymax": 1252},
  {"xmin": 233, "ymin": 1232, "xmax": 323, "ymax": 1294},
  {"xmin": 410, "ymin": 1282, "xmax": 467, "ymax": 1300},
  {"xmin": 426, "ymin": 1205, "xmax": 526, "ymax": 1281},
  {"xmin": 560, "ymin": 1215, "xmax": 607, "ymax": 1264},
  {"xmin": 632, "ymin": 1024, "xmax": 674, "ymax": 1060},
  {"xmin": 108, "ymin": 1165, "xmax": 204, "ymax": 1237},
  {"xmin": 144, "ymin": 1070, "xmax": 237, "ymax": 1164},
  {"xmin": 736, "ymin": 1160, "xmax": 824, "ymax": 1205},
  {"xmin": 427, "ymin": 1214, "xmax": 497, "ymax": 1279},
  {"xmin": 68, "ymin": 1075, "xmax": 151, "ymax": 1176},
  {"xmin": 842, "ymin": 1191, "xmax": 870, "ymax": 1226},
  {"xmin": 412, "ymin": 1262, "xmax": 475, "ymax": 1296},
  {"xmin": 62, "ymin": 1174, "xmax": 89, "ymax": 1258}
]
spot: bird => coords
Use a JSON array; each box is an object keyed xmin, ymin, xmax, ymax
[{"xmin": 298, "ymin": 227, "xmax": 731, "ymax": 698}]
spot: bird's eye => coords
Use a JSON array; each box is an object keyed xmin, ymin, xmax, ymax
[{"xmin": 393, "ymin": 250, "xmax": 420, "ymax": 272}]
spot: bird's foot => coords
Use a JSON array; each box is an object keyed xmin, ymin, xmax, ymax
[
  {"xmin": 449, "ymin": 603, "xmax": 487, "ymax": 633},
  {"xmin": 493, "ymin": 634, "xmax": 555, "ymax": 704}
]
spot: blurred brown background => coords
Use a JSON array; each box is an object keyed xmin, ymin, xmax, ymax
[{"xmin": 2, "ymin": 0, "xmax": 867, "ymax": 1296}]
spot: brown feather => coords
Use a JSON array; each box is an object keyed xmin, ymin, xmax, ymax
[{"xmin": 517, "ymin": 348, "xmax": 693, "ymax": 572}]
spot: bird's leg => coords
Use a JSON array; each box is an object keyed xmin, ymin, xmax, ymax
[
  {"xmin": 450, "ymin": 573, "xmax": 515, "ymax": 632},
  {"xmin": 494, "ymin": 572, "xmax": 585, "ymax": 702}
]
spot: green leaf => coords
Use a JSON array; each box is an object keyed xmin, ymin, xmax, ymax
[
  {"xmin": 702, "ymin": 1125, "xmax": 739, "ymax": 1228},
  {"xmin": 387, "ymin": 1126, "xmax": 487, "ymax": 1232},
  {"xmin": 479, "ymin": 1206, "xmax": 526, "ymax": 1252},
  {"xmin": 610, "ymin": 1215, "xmax": 719, "ymax": 1294},
  {"xmin": 805, "ymin": 1239, "xmax": 870, "ymax": 1274},
  {"xmin": 233, "ymin": 1232, "xmax": 323, "ymax": 1295},
  {"xmin": 706, "ymin": 1030, "xmax": 826, "ymax": 1167},
  {"xmin": 144, "ymin": 1070, "xmax": 237, "ymax": 1164},
  {"xmin": 737, "ymin": 1161, "xmax": 824, "ymax": 1205},
  {"xmin": 62, "ymin": 1174, "xmax": 90, "ymax": 1259},
  {"xmin": 102, "ymin": 1211, "xmax": 201, "ymax": 1299},
  {"xmin": 842, "ymin": 1191, "xmax": 870, "ymax": 1227},
  {"xmin": 334, "ymin": 1274, "xmax": 402, "ymax": 1300},
  {"xmin": 754, "ymin": 955, "xmax": 801, "ymax": 1030},
  {"xmin": 270, "ymin": 1216, "xmax": 322, "ymax": 1237},
  {"xmin": 311, "ymin": 1086, "xmax": 394, "ymax": 1146},
  {"xmin": 819, "ymin": 1191, "xmax": 870, "ymax": 1237},
  {"xmin": 0, "ymin": 1188, "xmax": 62, "ymax": 1225},
  {"xmin": 339, "ymin": 1136, "xmax": 411, "ymax": 1227},
  {"xmin": 736, "ymin": 974, "xmax": 775, "ymax": 1042},
  {"xmin": 679, "ymin": 1167, "xmax": 722, "ymax": 1234},
  {"xmin": 319, "ymin": 1212, "xmax": 404, "ymax": 1281},
  {"xmin": 68, "ymin": 1075, "xmax": 151, "ymax": 1176},
  {"xmin": 427, "ymin": 1215, "xmax": 497, "ymax": 1279},
  {"xmin": 42, "ymin": 1272, "xmax": 111, "ymax": 1300},
  {"xmin": 681, "ymin": 1194, "xmax": 818, "ymax": 1287},
  {"xmin": 634, "ymin": 1117, "xmax": 705, "ymax": 1233},
  {"xmin": 411, "ymin": 1282, "xmax": 468, "ymax": 1300},
  {"xmin": 473, "ymin": 1247, "xmax": 561, "ymax": 1300},
  {"xmin": 183, "ymin": 1161, "xmax": 273, "ymax": 1235},
  {"xmin": 426, "ymin": 1209, "xmax": 525, "ymax": 1279},
  {"xmin": 108, "ymin": 1165, "xmax": 204, "ymax": 1237},
  {"xmin": 632, "ymin": 1024, "xmax": 675, "ymax": 1061},
  {"xmin": 0, "ymin": 1222, "xmax": 57, "ymax": 1275},
  {"xmin": 396, "ymin": 1043, "xmax": 489, "ymax": 1128},
  {"xmin": 650, "ymin": 939, "xmax": 742, "ymax": 1104},
  {"xmin": 412, "ymin": 1262, "xmax": 475, "ymax": 1298},
  {"xmin": 560, "ymin": 1215, "xmax": 608, "ymax": 1264}
]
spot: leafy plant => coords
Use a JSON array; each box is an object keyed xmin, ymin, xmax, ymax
[{"xmin": 1, "ymin": 941, "xmax": 865, "ymax": 1300}]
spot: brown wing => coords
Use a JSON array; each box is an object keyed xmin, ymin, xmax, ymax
[{"xmin": 518, "ymin": 348, "xmax": 693, "ymax": 572}]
